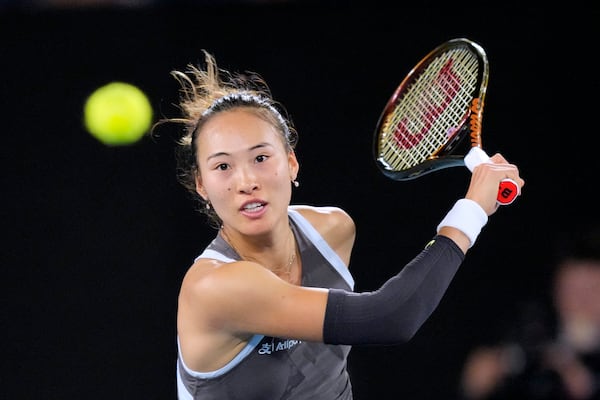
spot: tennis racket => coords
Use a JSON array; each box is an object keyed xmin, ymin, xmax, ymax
[{"xmin": 372, "ymin": 38, "xmax": 519, "ymax": 205}]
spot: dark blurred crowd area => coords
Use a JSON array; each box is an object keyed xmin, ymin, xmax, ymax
[{"xmin": 458, "ymin": 226, "xmax": 600, "ymax": 400}]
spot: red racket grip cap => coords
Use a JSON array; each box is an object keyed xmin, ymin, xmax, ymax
[
  {"xmin": 497, "ymin": 179, "xmax": 519, "ymax": 205},
  {"xmin": 464, "ymin": 147, "xmax": 520, "ymax": 206}
]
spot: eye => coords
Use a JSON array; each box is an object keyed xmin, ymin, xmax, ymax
[
  {"xmin": 216, "ymin": 163, "xmax": 229, "ymax": 171},
  {"xmin": 255, "ymin": 154, "xmax": 268, "ymax": 163}
]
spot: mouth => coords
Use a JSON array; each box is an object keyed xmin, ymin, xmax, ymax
[{"xmin": 241, "ymin": 201, "xmax": 266, "ymax": 213}]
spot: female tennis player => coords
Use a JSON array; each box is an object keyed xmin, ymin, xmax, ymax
[{"xmin": 158, "ymin": 50, "xmax": 525, "ymax": 400}]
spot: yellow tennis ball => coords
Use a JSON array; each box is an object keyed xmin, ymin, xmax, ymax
[{"xmin": 84, "ymin": 82, "xmax": 153, "ymax": 146}]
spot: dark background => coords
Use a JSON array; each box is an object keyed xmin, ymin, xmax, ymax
[{"xmin": 2, "ymin": 2, "xmax": 598, "ymax": 399}]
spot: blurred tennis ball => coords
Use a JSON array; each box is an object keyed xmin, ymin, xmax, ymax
[{"xmin": 84, "ymin": 82, "xmax": 153, "ymax": 146}]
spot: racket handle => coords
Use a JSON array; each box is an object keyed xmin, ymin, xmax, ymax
[{"xmin": 464, "ymin": 147, "xmax": 520, "ymax": 205}]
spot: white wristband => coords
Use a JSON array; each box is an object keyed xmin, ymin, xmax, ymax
[{"xmin": 436, "ymin": 199, "xmax": 488, "ymax": 248}]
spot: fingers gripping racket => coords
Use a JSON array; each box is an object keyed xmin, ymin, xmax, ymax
[{"xmin": 373, "ymin": 38, "xmax": 519, "ymax": 205}]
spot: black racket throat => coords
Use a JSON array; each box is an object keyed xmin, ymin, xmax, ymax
[{"xmin": 375, "ymin": 126, "xmax": 471, "ymax": 181}]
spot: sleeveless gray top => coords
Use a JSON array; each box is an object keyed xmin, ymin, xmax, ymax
[{"xmin": 177, "ymin": 208, "xmax": 355, "ymax": 399}]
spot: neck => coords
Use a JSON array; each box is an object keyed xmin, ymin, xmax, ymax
[{"xmin": 220, "ymin": 224, "xmax": 297, "ymax": 277}]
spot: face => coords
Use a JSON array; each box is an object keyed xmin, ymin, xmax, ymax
[
  {"xmin": 194, "ymin": 108, "xmax": 298, "ymax": 235},
  {"xmin": 554, "ymin": 261, "xmax": 600, "ymax": 352}
]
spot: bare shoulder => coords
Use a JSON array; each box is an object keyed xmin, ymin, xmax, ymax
[
  {"xmin": 179, "ymin": 258, "xmax": 232, "ymax": 310},
  {"xmin": 290, "ymin": 205, "xmax": 355, "ymax": 236},
  {"xmin": 290, "ymin": 205, "xmax": 356, "ymax": 265},
  {"xmin": 178, "ymin": 257, "xmax": 279, "ymax": 330}
]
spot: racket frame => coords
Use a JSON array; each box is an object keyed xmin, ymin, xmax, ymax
[{"xmin": 373, "ymin": 38, "xmax": 489, "ymax": 181}]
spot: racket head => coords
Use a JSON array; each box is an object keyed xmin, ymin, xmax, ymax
[{"xmin": 373, "ymin": 38, "xmax": 488, "ymax": 181}]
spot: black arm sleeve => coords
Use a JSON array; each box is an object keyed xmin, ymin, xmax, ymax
[{"xmin": 323, "ymin": 235, "xmax": 465, "ymax": 345}]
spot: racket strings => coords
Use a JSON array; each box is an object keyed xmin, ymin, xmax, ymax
[{"xmin": 378, "ymin": 47, "xmax": 480, "ymax": 171}]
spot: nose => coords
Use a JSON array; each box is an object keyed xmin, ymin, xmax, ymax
[{"xmin": 235, "ymin": 167, "xmax": 259, "ymax": 194}]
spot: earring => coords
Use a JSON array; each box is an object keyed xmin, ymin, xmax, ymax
[
  {"xmin": 293, "ymin": 180, "xmax": 300, "ymax": 188},
  {"xmin": 205, "ymin": 201, "xmax": 211, "ymax": 210}
]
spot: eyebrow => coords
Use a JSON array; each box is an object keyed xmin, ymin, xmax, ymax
[{"xmin": 206, "ymin": 142, "xmax": 273, "ymax": 162}]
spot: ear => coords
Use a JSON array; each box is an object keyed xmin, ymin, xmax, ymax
[
  {"xmin": 195, "ymin": 174, "xmax": 207, "ymax": 200},
  {"xmin": 288, "ymin": 150, "xmax": 300, "ymax": 180}
]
